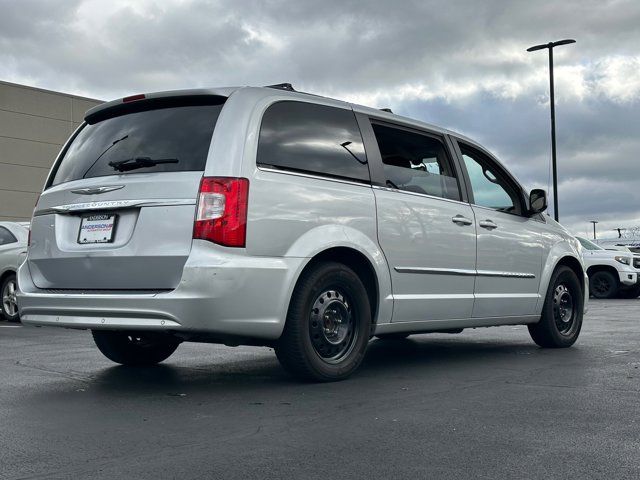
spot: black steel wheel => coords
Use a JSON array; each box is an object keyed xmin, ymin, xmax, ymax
[
  {"xmin": 275, "ymin": 262, "xmax": 372, "ymax": 381},
  {"xmin": 529, "ymin": 266, "xmax": 583, "ymax": 348},
  {"xmin": 309, "ymin": 289, "xmax": 358, "ymax": 363},
  {"xmin": 552, "ymin": 283, "xmax": 577, "ymax": 336}
]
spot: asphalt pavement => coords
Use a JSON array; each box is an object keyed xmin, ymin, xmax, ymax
[{"xmin": 1, "ymin": 299, "xmax": 639, "ymax": 479}]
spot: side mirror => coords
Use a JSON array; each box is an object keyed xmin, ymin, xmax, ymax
[{"xmin": 529, "ymin": 189, "xmax": 547, "ymax": 214}]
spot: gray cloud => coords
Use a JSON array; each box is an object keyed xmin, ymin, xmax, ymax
[{"xmin": 1, "ymin": 0, "xmax": 639, "ymax": 236}]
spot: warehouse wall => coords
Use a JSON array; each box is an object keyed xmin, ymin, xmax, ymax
[{"xmin": 0, "ymin": 80, "xmax": 102, "ymax": 221}]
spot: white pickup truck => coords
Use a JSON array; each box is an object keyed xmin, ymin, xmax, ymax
[{"xmin": 576, "ymin": 236, "xmax": 640, "ymax": 298}]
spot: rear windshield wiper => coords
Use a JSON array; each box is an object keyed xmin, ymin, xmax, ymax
[{"xmin": 108, "ymin": 157, "xmax": 179, "ymax": 172}]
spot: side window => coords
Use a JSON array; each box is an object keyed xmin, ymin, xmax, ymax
[
  {"xmin": 257, "ymin": 101, "xmax": 369, "ymax": 183},
  {"xmin": 0, "ymin": 227, "xmax": 17, "ymax": 246},
  {"xmin": 371, "ymin": 123, "xmax": 460, "ymax": 201},
  {"xmin": 460, "ymin": 145, "xmax": 521, "ymax": 214}
]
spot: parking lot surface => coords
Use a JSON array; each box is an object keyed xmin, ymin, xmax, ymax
[{"xmin": 1, "ymin": 299, "xmax": 639, "ymax": 479}]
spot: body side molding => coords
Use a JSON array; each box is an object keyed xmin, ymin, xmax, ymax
[{"xmin": 394, "ymin": 266, "xmax": 535, "ymax": 279}]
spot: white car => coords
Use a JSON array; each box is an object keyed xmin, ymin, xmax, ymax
[
  {"xmin": 576, "ymin": 236, "xmax": 640, "ymax": 298},
  {"xmin": 0, "ymin": 222, "xmax": 29, "ymax": 321}
]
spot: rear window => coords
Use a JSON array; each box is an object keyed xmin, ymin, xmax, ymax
[
  {"xmin": 50, "ymin": 101, "xmax": 224, "ymax": 187},
  {"xmin": 257, "ymin": 101, "xmax": 370, "ymax": 183}
]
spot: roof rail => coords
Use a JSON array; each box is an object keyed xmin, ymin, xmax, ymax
[
  {"xmin": 266, "ymin": 83, "xmax": 296, "ymax": 92},
  {"xmin": 379, "ymin": 108, "xmax": 393, "ymax": 113}
]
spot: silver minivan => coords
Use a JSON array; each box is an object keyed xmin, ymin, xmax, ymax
[{"xmin": 17, "ymin": 85, "xmax": 587, "ymax": 381}]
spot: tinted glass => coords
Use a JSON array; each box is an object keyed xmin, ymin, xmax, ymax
[
  {"xmin": 372, "ymin": 124, "xmax": 460, "ymax": 201},
  {"xmin": 257, "ymin": 101, "xmax": 369, "ymax": 183},
  {"xmin": 0, "ymin": 227, "xmax": 17, "ymax": 246},
  {"xmin": 461, "ymin": 146, "xmax": 520, "ymax": 213},
  {"xmin": 51, "ymin": 104, "xmax": 223, "ymax": 186}
]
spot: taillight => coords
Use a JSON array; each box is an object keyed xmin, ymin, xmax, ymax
[
  {"xmin": 193, "ymin": 177, "xmax": 249, "ymax": 247},
  {"xmin": 28, "ymin": 194, "xmax": 39, "ymax": 247}
]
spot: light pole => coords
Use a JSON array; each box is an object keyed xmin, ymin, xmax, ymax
[
  {"xmin": 527, "ymin": 39, "xmax": 576, "ymax": 222},
  {"xmin": 590, "ymin": 220, "xmax": 598, "ymax": 240}
]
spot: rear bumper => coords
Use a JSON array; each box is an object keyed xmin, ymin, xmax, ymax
[{"xmin": 17, "ymin": 242, "xmax": 305, "ymax": 341}]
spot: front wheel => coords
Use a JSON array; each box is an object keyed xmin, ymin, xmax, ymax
[
  {"xmin": 1, "ymin": 273, "xmax": 20, "ymax": 322},
  {"xmin": 589, "ymin": 270, "xmax": 618, "ymax": 299},
  {"xmin": 275, "ymin": 262, "xmax": 372, "ymax": 382},
  {"xmin": 528, "ymin": 266, "xmax": 583, "ymax": 348},
  {"xmin": 92, "ymin": 331, "xmax": 180, "ymax": 366}
]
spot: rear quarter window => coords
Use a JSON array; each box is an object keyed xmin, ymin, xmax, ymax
[
  {"xmin": 50, "ymin": 101, "xmax": 224, "ymax": 187},
  {"xmin": 257, "ymin": 101, "xmax": 370, "ymax": 183},
  {"xmin": 0, "ymin": 227, "xmax": 17, "ymax": 246}
]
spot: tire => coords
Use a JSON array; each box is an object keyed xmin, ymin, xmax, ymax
[
  {"xmin": 589, "ymin": 270, "xmax": 618, "ymax": 299},
  {"xmin": 1, "ymin": 273, "xmax": 20, "ymax": 322},
  {"xmin": 528, "ymin": 266, "xmax": 584, "ymax": 348},
  {"xmin": 92, "ymin": 330, "xmax": 180, "ymax": 366},
  {"xmin": 618, "ymin": 284, "xmax": 640, "ymax": 299},
  {"xmin": 376, "ymin": 333, "xmax": 410, "ymax": 340},
  {"xmin": 275, "ymin": 262, "xmax": 372, "ymax": 382}
]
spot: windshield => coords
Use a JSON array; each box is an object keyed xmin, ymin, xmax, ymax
[
  {"xmin": 50, "ymin": 102, "xmax": 223, "ymax": 186},
  {"xmin": 577, "ymin": 237, "xmax": 603, "ymax": 251}
]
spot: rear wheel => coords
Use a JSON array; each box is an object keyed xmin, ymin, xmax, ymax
[
  {"xmin": 528, "ymin": 266, "xmax": 583, "ymax": 348},
  {"xmin": 1, "ymin": 274, "xmax": 20, "ymax": 322},
  {"xmin": 92, "ymin": 331, "xmax": 180, "ymax": 366},
  {"xmin": 275, "ymin": 262, "xmax": 371, "ymax": 382},
  {"xmin": 589, "ymin": 270, "xmax": 618, "ymax": 299}
]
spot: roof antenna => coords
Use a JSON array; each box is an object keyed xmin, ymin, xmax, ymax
[{"xmin": 379, "ymin": 108, "xmax": 393, "ymax": 113}]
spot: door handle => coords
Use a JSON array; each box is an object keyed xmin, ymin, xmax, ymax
[
  {"xmin": 452, "ymin": 215, "xmax": 473, "ymax": 226},
  {"xmin": 479, "ymin": 219, "xmax": 498, "ymax": 230}
]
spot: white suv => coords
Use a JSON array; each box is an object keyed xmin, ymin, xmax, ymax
[
  {"xmin": 576, "ymin": 236, "xmax": 640, "ymax": 298},
  {"xmin": 17, "ymin": 85, "xmax": 588, "ymax": 381}
]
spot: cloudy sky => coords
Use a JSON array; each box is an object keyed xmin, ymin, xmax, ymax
[{"xmin": 1, "ymin": 0, "xmax": 639, "ymax": 237}]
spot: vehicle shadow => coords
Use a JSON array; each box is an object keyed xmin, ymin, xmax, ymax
[
  {"xmin": 85, "ymin": 334, "xmax": 564, "ymax": 396},
  {"xmin": 362, "ymin": 335, "xmax": 563, "ymax": 374},
  {"xmin": 90, "ymin": 354, "xmax": 290, "ymax": 395}
]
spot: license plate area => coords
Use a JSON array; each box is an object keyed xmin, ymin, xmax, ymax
[{"xmin": 78, "ymin": 213, "xmax": 117, "ymax": 244}]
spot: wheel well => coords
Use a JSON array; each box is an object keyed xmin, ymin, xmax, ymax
[
  {"xmin": 556, "ymin": 256, "xmax": 586, "ymax": 294},
  {"xmin": 0, "ymin": 270, "xmax": 15, "ymax": 288},
  {"xmin": 586, "ymin": 264, "xmax": 619, "ymax": 280},
  {"xmin": 300, "ymin": 247, "xmax": 379, "ymax": 324}
]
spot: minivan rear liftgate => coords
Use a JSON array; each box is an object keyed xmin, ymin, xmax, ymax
[{"xmin": 27, "ymin": 95, "xmax": 226, "ymax": 291}]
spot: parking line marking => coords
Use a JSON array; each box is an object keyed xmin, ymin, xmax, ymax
[{"xmin": 0, "ymin": 325, "xmax": 22, "ymax": 328}]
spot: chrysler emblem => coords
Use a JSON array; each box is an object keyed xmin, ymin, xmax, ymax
[{"xmin": 70, "ymin": 185, "xmax": 125, "ymax": 195}]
